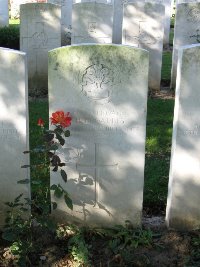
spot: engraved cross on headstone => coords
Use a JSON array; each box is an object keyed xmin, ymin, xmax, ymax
[
  {"xmin": 190, "ymin": 29, "xmax": 200, "ymax": 43},
  {"xmin": 125, "ymin": 21, "xmax": 159, "ymax": 47},
  {"xmin": 76, "ymin": 143, "xmax": 118, "ymax": 206},
  {"xmin": 22, "ymin": 22, "xmax": 48, "ymax": 49}
]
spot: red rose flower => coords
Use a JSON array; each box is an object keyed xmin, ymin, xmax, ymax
[
  {"xmin": 37, "ymin": 118, "xmax": 44, "ymax": 127},
  {"xmin": 50, "ymin": 111, "xmax": 72, "ymax": 128}
]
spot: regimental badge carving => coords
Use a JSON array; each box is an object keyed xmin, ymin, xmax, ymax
[
  {"xmin": 88, "ymin": 22, "xmax": 97, "ymax": 33},
  {"xmin": 187, "ymin": 7, "xmax": 200, "ymax": 23},
  {"xmin": 81, "ymin": 64, "xmax": 114, "ymax": 103}
]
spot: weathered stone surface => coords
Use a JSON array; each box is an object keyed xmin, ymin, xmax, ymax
[
  {"xmin": 0, "ymin": 48, "xmax": 30, "ymax": 228},
  {"xmin": 0, "ymin": 0, "xmax": 9, "ymax": 26},
  {"xmin": 166, "ymin": 44, "xmax": 200, "ymax": 230},
  {"xmin": 122, "ymin": 2, "xmax": 164, "ymax": 91},
  {"xmin": 113, "ymin": 0, "xmax": 171, "ymax": 46},
  {"xmin": 71, "ymin": 2, "xmax": 113, "ymax": 44},
  {"xmin": 49, "ymin": 44, "xmax": 149, "ymax": 227},
  {"xmin": 171, "ymin": 3, "xmax": 200, "ymax": 89},
  {"xmin": 48, "ymin": 0, "xmax": 73, "ymax": 45},
  {"xmin": 20, "ymin": 3, "xmax": 61, "ymax": 96}
]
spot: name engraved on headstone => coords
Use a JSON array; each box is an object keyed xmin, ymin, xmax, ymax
[
  {"xmin": 0, "ymin": 127, "xmax": 20, "ymax": 140},
  {"xmin": 73, "ymin": 110, "xmax": 140, "ymax": 134}
]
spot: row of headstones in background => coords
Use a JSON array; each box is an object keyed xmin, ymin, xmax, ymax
[
  {"xmin": 72, "ymin": 2, "xmax": 164, "ymax": 91},
  {"xmin": 1, "ymin": 43, "xmax": 200, "ymax": 230},
  {"xmin": 48, "ymin": 0, "xmax": 73, "ymax": 45},
  {"xmin": 0, "ymin": 0, "xmax": 9, "ymax": 26},
  {"xmin": 19, "ymin": 2, "xmax": 164, "ymax": 93},
  {"xmin": 0, "ymin": 48, "xmax": 30, "ymax": 228},
  {"xmin": 171, "ymin": 2, "xmax": 200, "ymax": 88},
  {"xmin": 20, "ymin": 3, "xmax": 61, "ymax": 96},
  {"xmin": 113, "ymin": 0, "xmax": 172, "ymax": 47}
]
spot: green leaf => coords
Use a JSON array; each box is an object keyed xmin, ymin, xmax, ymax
[
  {"xmin": 59, "ymin": 163, "xmax": 66, "ymax": 167},
  {"xmin": 2, "ymin": 231, "xmax": 16, "ymax": 242},
  {"xmin": 17, "ymin": 179, "xmax": 30, "ymax": 184},
  {"xmin": 50, "ymin": 184, "xmax": 58, "ymax": 190},
  {"xmin": 51, "ymin": 154, "xmax": 61, "ymax": 166},
  {"xmin": 64, "ymin": 130, "xmax": 70, "ymax": 137},
  {"xmin": 54, "ymin": 187, "xmax": 63, "ymax": 198},
  {"xmin": 20, "ymin": 207, "xmax": 28, "ymax": 212},
  {"xmin": 56, "ymin": 133, "xmax": 65, "ymax": 146},
  {"xmin": 52, "ymin": 166, "xmax": 58, "ymax": 172},
  {"xmin": 21, "ymin": 165, "xmax": 30, "ymax": 168},
  {"xmin": 31, "ymin": 180, "xmax": 42, "ymax": 185},
  {"xmin": 44, "ymin": 133, "xmax": 54, "ymax": 142},
  {"xmin": 54, "ymin": 127, "xmax": 63, "ymax": 135},
  {"xmin": 23, "ymin": 150, "xmax": 30, "ymax": 154},
  {"xmin": 64, "ymin": 194, "xmax": 73, "ymax": 210},
  {"xmin": 52, "ymin": 202, "xmax": 57, "ymax": 210},
  {"xmin": 49, "ymin": 144, "xmax": 59, "ymax": 151},
  {"xmin": 61, "ymin": 169, "xmax": 67, "ymax": 182}
]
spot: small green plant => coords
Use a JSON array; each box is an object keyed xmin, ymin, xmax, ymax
[
  {"xmin": 20, "ymin": 110, "xmax": 73, "ymax": 212},
  {"xmin": 2, "ymin": 194, "xmax": 34, "ymax": 266},
  {"xmin": 2, "ymin": 110, "xmax": 73, "ymax": 266},
  {"xmin": 68, "ymin": 226, "xmax": 91, "ymax": 266},
  {"xmin": 107, "ymin": 223, "xmax": 152, "ymax": 252}
]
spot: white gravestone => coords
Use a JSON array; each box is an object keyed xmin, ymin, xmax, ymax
[
  {"xmin": 113, "ymin": 0, "xmax": 171, "ymax": 46},
  {"xmin": 177, "ymin": 0, "xmax": 200, "ymax": 5},
  {"xmin": 49, "ymin": 44, "xmax": 149, "ymax": 226},
  {"xmin": 147, "ymin": 0, "xmax": 172, "ymax": 46},
  {"xmin": 123, "ymin": 2, "xmax": 164, "ymax": 91},
  {"xmin": 71, "ymin": 2, "xmax": 113, "ymax": 44},
  {"xmin": 171, "ymin": 3, "xmax": 200, "ymax": 89},
  {"xmin": 48, "ymin": 0, "xmax": 73, "ymax": 45},
  {"xmin": 0, "ymin": 0, "xmax": 9, "ymax": 27},
  {"xmin": 166, "ymin": 44, "xmax": 200, "ymax": 230},
  {"xmin": 20, "ymin": 3, "xmax": 61, "ymax": 96},
  {"xmin": 0, "ymin": 48, "xmax": 30, "ymax": 228}
]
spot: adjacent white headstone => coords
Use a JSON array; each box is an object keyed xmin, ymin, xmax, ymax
[
  {"xmin": 177, "ymin": 0, "xmax": 200, "ymax": 5},
  {"xmin": 20, "ymin": 3, "xmax": 61, "ymax": 96},
  {"xmin": 49, "ymin": 44, "xmax": 149, "ymax": 226},
  {"xmin": 166, "ymin": 44, "xmax": 200, "ymax": 230},
  {"xmin": 171, "ymin": 3, "xmax": 200, "ymax": 89},
  {"xmin": 0, "ymin": 0, "xmax": 9, "ymax": 27},
  {"xmin": 148, "ymin": 0, "xmax": 172, "ymax": 46},
  {"xmin": 71, "ymin": 2, "xmax": 113, "ymax": 44},
  {"xmin": 113, "ymin": 0, "xmax": 171, "ymax": 46},
  {"xmin": 122, "ymin": 2, "xmax": 164, "ymax": 91},
  {"xmin": 0, "ymin": 48, "xmax": 30, "ymax": 228},
  {"xmin": 48, "ymin": 0, "xmax": 73, "ymax": 45}
]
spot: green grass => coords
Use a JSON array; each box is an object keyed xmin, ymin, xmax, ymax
[
  {"xmin": 9, "ymin": 18, "xmax": 20, "ymax": 25},
  {"xmin": 144, "ymin": 99, "xmax": 174, "ymax": 211},
  {"xmin": 161, "ymin": 51, "xmax": 172, "ymax": 83}
]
